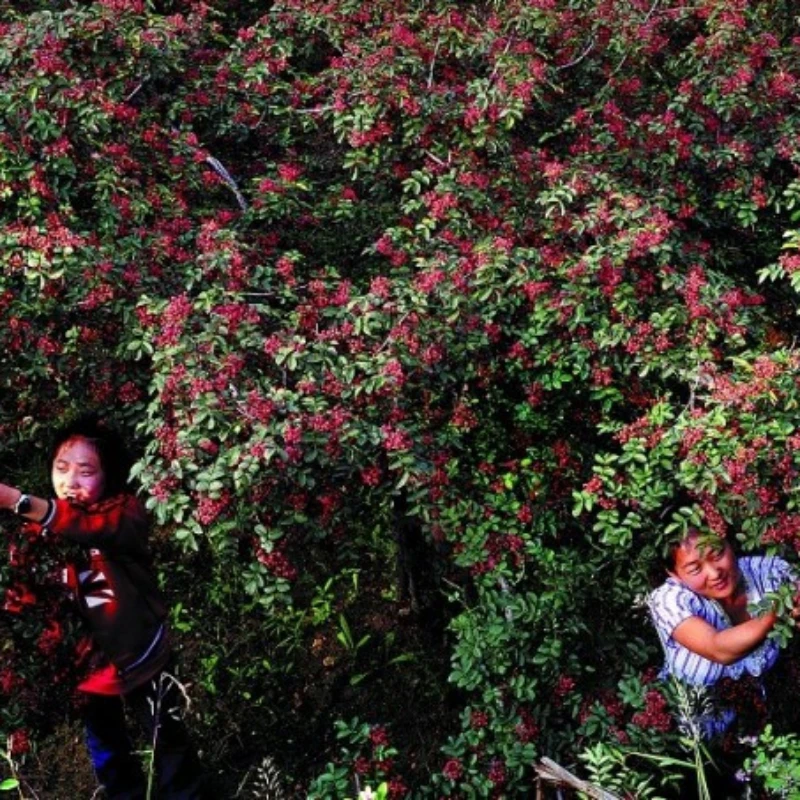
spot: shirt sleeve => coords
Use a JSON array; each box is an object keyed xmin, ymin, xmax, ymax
[
  {"xmin": 764, "ymin": 556, "xmax": 796, "ymax": 589},
  {"xmin": 43, "ymin": 495, "xmax": 147, "ymax": 550},
  {"xmin": 743, "ymin": 555, "xmax": 797, "ymax": 596},
  {"xmin": 648, "ymin": 580, "xmax": 703, "ymax": 642}
]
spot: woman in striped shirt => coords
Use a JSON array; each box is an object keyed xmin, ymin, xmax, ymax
[{"xmin": 649, "ymin": 532, "xmax": 796, "ymax": 736}]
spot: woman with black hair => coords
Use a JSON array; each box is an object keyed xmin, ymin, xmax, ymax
[
  {"xmin": 649, "ymin": 529, "xmax": 800, "ymax": 797},
  {"xmin": 650, "ymin": 532, "xmax": 793, "ymax": 703},
  {"xmin": 0, "ymin": 415, "xmax": 203, "ymax": 799}
]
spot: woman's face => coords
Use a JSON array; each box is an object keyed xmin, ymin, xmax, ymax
[
  {"xmin": 51, "ymin": 436, "xmax": 106, "ymax": 506},
  {"xmin": 669, "ymin": 535, "xmax": 740, "ymax": 601}
]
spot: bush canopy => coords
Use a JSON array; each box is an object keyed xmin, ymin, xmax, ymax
[{"xmin": 3, "ymin": 0, "xmax": 800, "ymax": 796}]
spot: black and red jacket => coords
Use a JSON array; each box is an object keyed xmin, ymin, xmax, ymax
[{"xmin": 39, "ymin": 494, "xmax": 170, "ymax": 694}]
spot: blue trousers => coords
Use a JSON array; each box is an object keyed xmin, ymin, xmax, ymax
[{"xmin": 83, "ymin": 672, "xmax": 204, "ymax": 799}]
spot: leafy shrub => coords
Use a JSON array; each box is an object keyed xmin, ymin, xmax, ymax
[
  {"xmin": 744, "ymin": 725, "xmax": 800, "ymax": 799},
  {"xmin": 3, "ymin": 0, "xmax": 800, "ymax": 795}
]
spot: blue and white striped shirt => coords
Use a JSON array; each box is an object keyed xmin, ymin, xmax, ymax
[
  {"xmin": 649, "ymin": 555, "xmax": 794, "ymax": 688},
  {"xmin": 649, "ymin": 555, "xmax": 794, "ymax": 737}
]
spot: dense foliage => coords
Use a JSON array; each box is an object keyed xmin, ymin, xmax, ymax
[{"xmin": 3, "ymin": 0, "xmax": 800, "ymax": 796}]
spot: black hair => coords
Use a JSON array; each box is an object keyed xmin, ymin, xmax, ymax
[
  {"xmin": 664, "ymin": 535, "xmax": 691, "ymax": 572},
  {"xmin": 656, "ymin": 489, "xmax": 700, "ymax": 571},
  {"xmin": 49, "ymin": 414, "xmax": 133, "ymax": 499}
]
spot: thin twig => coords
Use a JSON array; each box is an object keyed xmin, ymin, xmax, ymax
[
  {"xmin": 535, "ymin": 757, "xmax": 621, "ymax": 800},
  {"xmin": 125, "ymin": 76, "xmax": 149, "ymax": 102},
  {"xmin": 427, "ymin": 38, "xmax": 441, "ymax": 89},
  {"xmin": 169, "ymin": 127, "xmax": 248, "ymax": 211},
  {"xmin": 488, "ymin": 37, "xmax": 514, "ymax": 86},
  {"xmin": 375, "ymin": 311, "xmax": 411, "ymax": 354},
  {"xmin": 205, "ymin": 155, "xmax": 249, "ymax": 212},
  {"xmin": 291, "ymin": 104, "xmax": 336, "ymax": 115},
  {"xmin": 489, "ymin": 37, "xmax": 513, "ymax": 86},
  {"xmin": 556, "ymin": 37, "xmax": 597, "ymax": 71},
  {"xmin": 604, "ymin": 0, "xmax": 662, "ymax": 87},
  {"xmin": 423, "ymin": 149, "xmax": 447, "ymax": 167}
]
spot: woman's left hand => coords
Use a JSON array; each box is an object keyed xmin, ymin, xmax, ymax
[{"xmin": 791, "ymin": 583, "xmax": 800, "ymax": 622}]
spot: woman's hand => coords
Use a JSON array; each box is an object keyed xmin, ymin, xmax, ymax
[
  {"xmin": 0, "ymin": 483, "xmax": 50, "ymax": 522},
  {"xmin": 791, "ymin": 584, "xmax": 800, "ymax": 623},
  {"xmin": 0, "ymin": 482, "xmax": 22, "ymax": 511}
]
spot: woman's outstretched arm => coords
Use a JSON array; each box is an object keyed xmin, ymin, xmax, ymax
[
  {"xmin": 0, "ymin": 482, "xmax": 51, "ymax": 522},
  {"xmin": 672, "ymin": 612, "xmax": 777, "ymax": 665}
]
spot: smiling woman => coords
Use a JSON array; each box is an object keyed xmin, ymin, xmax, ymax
[
  {"xmin": 51, "ymin": 438, "xmax": 106, "ymax": 506},
  {"xmin": 649, "ymin": 532, "xmax": 797, "ymax": 733},
  {"xmin": 653, "ymin": 538, "xmax": 787, "ymax": 677},
  {"xmin": 0, "ymin": 415, "xmax": 205, "ymax": 799}
]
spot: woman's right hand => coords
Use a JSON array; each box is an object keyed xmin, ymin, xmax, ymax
[{"xmin": 0, "ymin": 482, "xmax": 22, "ymax": 511}]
